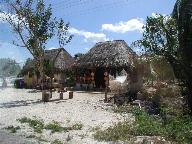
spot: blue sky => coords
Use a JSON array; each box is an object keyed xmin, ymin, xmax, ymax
[{"xmin": 0, "ymin": 0, "xmax": 176, "ymax": 65}]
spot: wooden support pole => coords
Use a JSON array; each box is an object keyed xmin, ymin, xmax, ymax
[
  {"xmin": 60, "ymin": 92, "xmax": 63, "ymax": 100},
  {"xmin": 69, "ymin": 91, "xmax": 73, "ymax": 99},
  {"xmin": 104, "ymin": 71, "xmax": 109, "ymax": 102}
]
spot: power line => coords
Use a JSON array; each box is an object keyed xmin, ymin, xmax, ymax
[
  {"xmin": 49, "ymin": 0, "xmax": 91, "ymax": 9},
  {"xmin": 51, "ymin": 0, "xmax": 135, "ymax": 17}
]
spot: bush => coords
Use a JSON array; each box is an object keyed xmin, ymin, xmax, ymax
[
  {"xmin": 94, "ymin": 107, "xmax": 192, "ymax": 143},
  {"xmin": 4, "ymin": 125, "xmax": 20, "ymax": 133},
  {"xmin": 62, "ymin": 123, "xmax": 83, "ymax": 132},
  {"xmin": 51, "ymin": 139, "xmax": 63, "ymax": 144},
  {"xmin": 17, "ymin": 116, "xmax": 44, "ymax": 133},
  {"xmin": 45, "ymin": 121, "xmax": 63, "ymax": 133},
  {"xmin": 17, "ymin": 117, "xmax": 83, "ymax": 135},
  {"xmin": 130, "ymin": 108, "xmax": 163, "ymax": 136},
  {"xmin": 163, "ymin": 115, "xmax": 192, "ymax": 143},
  {"xmin": 93, "ymin": 122, "xmax": 132, "ymax": 142},
  {"xmin": 112, "ymin": 106, "xmax": 131, "ymax": 114},
  {"xmin": 71, "ymin": 123, "xmax": 83, "ymax": 130}
]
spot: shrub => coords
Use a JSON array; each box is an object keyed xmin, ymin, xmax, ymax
[
  {"xmin": 112, "ymin": 106, "xmax": 130, "ymax": 114},
  {"xmin": 45, "ymin": 121, "xmax": 63, "ymax": 133},
  {"xmin": 4, "ymin": 125, "xmax": 20, "ymax": 133},
  {"xmin": 71, "ymin": 123, "xmax": 83, "ymax": 130},
  {"xmin": 93, "ymin": 122, "xmax": 132, "ymax": 142},
  {"xmin": 51, "ymin": 139, "xmax": 63, "ymax": 144},
  {"xmin": 130, "ymin": 108, "xmax": 163, "ymax": 136},
  {"xmin": 17, "ymin": 117, "xmax": 83, "ymax": 135},
  {"xmin": 94, "ymin": 107, "xmax": 192, "ymax": 143},
  {"xmin": 163, "ymin": 115, "xmax": 192, "ymax": 143},
  {"xmin": 17, "ymin": 116, "xmax": 44, "ymax": 133}
]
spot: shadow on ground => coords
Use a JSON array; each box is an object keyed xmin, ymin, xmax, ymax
[
  {"xmin": 75, "ymin": 91, "xmax": 105, "ymax": 94},
  {"xmin": 0, "ymin": 99, "xmax": 42, "ymax": 108},
  {"xmin": 0, "ymin": 98, "xmax": 68, "ymax": 108}
]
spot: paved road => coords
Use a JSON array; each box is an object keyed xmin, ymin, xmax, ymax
[{"xmin": 0, "ymin": 130, "xmax": 34, "ymax": 144}]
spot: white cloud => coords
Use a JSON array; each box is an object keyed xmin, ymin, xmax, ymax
[
  {"xmin": 84, "ymin": 47, "xmax": 90, "ymax": 51},
  {"xmin": 101, "ymin": 18, "xmax": 144, "ymax": 33},
  {"xmin": 47, "ymin": 47, "xmax": 58, "ymax": 50},
  {"xmin": 0, "ymin": 12, "xmax": 24, "ymax": 25},
  {"xmin": 152, "ymin": 13, "xmax": 157, "ymax": 17},
  {"xmin": 69, "ymin": 27, "xmax": 109, "ymax": 43},
  {"xmin": 152, "ymin": 13, "xmax": 167, "ymax": 17},
  {"xmin": 0, "ymin": 41, "xmax": 28, "ymax": 64}
]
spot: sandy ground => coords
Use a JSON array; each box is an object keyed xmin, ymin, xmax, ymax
[{"xmin": 0, "ymin": 88, "xmax": 133, "ymax": 144}]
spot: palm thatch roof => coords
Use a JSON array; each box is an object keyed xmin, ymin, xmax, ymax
[
  {"xmin": 22, "ymin": 48, "xmax": 74, "ymax": 74},
  {"xmin": 45, "ymin": 48, "xmax": 74, "ymax": 71},
  {"xmin": 75, "ymin": 40, "xmax": 137, "ymax": 68}
]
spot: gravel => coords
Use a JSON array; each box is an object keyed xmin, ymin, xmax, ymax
[{"xmin": 0, "ymin": 88, "xmax": 132, "ymax": 144}]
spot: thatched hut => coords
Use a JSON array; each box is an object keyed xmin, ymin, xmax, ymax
[
  {"xmin": 74, "ymin": 40, "xmax": 137, "ymax": 90},
  {"xmin": 44, "ymin": 48, "xmax": 74, "ymax": 71},
  {"xmin": 22, "ymin": 48, "xmax": 74, "ymax": 88}
]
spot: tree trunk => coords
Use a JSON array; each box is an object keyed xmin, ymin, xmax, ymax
[
  {"xmin": 38, "ymin": 56, "xmax": 47, "ymax": 102},
  {"xmin": 186, "ymin": 80, "xmax": 192, "ymax": 114}
]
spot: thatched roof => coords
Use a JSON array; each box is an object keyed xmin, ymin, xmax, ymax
[
  {"xmin": 22, "ymin": 48, "xmax": 74, "ymax": 72},
  {"xmin": 45, "ymin": 48, "xmax": 74, "ymax": 71},
  {"xmin": 75, "ymin": 40, "xmax": 137, "ymax": 68}
]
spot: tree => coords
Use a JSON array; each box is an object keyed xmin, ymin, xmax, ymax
[
  {"xmin": 74, "ymin": 53, "xmax": 84, "ymax": 60},
  {"xmin": 0, "ymin": 58, "xmax": 21, "ymax": 77},
  {"xmin": 133, "ymin": 11, "xmax": 192, "ymax": 114},
  {"xmin": 1, "ymin": 0, "xmax": 72, "ymax": 101},
  {"xmin": 172, "ymin": 0, "xmax": 192, "ymax": 114},
  {"xmin": 133, "ymin": 14, "xmax": 180, "ymax": 79}
]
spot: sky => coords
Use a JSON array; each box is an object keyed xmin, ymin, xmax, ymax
[{"xmin": 0, "ymin": 0, "xmax": 176, "ymax": 65}]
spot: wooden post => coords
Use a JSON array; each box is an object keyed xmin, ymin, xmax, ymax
[
  {"xmin": 60, "ymin": 92, "xmax": 63, "ymax": 99},
  {"xmin": 42, "ymin": 91, "xmax": 50, "ymax": 102},
  {"xmin": 69, "ymin": 91, "xmax": 73, "ymax": 99},
  {"xmin": 105, "ymin": 88, "xmax": 108, "ymax": 102},
  {"xmin": 104, "ymin": 71, "xmax": 109, "ymax": 102}
]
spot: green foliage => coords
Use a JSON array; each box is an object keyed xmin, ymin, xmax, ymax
[
  {"xmin": 44, "ymin": 121, "xmax": 83, "ymax": 133},
  {"xmin": 133, "ymin": 14, "xmax": 178, "ymax": 57},
  {"xmin": 51, "ymin": 139, "xmax": 63, "ymax": 144},
  {"xmin": 17, "ymin": 116, "xmax": 44, "ymax": 133},
  {"xmin": 43, "ymin": 59, "xmax": 53, "ymax": 77},
  {"xmin": 4, "ymin": 125, "xmax": 20, "ymax": 133},
  {"xmin": 150, "ymin": 57, "xmax": 175, "ymax": 81},
  {"xmin": 65, "ymin": 70, "xmax": 76, "ymax": 87},
  {"xmin": 74, "ymin": 53, "xmax": 84, "ymax": 60},
  {"xmin": 62, "ymin": 123, "xmax": 83, "ymax": 132},
  {"xmin": 163, "ymin": 116, "xmax": 192, "ymax": 143},
  {"xmin": 0, "ymin": 58, "xmax": 21, "ymax": 77},
  {"xmin": 130, "ymin": 108, "xmax": 163, "ymax": 136},
  {"xmin": 94, "ymin": 107, "xmax": 192, "ymax": 143},
  {"xmin": 71, "ymin": 123, "xmax": 83, "ymax": 130},
  {"xmin": 18, "ymin": 58, "xmax": 37, "ymax": 77},
  {"xmin": 93, "ymin": 122, "xmax": 132, "ymax": 142},
  {"xmin": 172, "ymin": 0, "xmax": 192, "ymax": 114},
  {"xmin": 132, "ymin": 14, "xmax": 179, "ymax": 81},
  {"xmin": 2, "ymin": 0, "xmax": 72, "ymax": 94},
  {"xmin": 44, "ymin": 121, "xmax": 63, "ymax": 133},
  {"xmin": 17, "ymin": 117, "xmax": 83, "ymax": 134},
  {"xmin": 134, "ymin": 2, "xmax": 192, "ymax": 114},
  {"xmin": 112, "ymin": 106, "xmax": 131, "ymax": 114}
]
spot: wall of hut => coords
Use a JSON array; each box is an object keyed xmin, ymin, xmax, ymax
[
  {"xmin": 24, "ymin": 73, "xmax": 38, "ymax": 88},
  {"xmin": 74, "ymin": 67, "xmax": 128, "ymax": 90}
]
